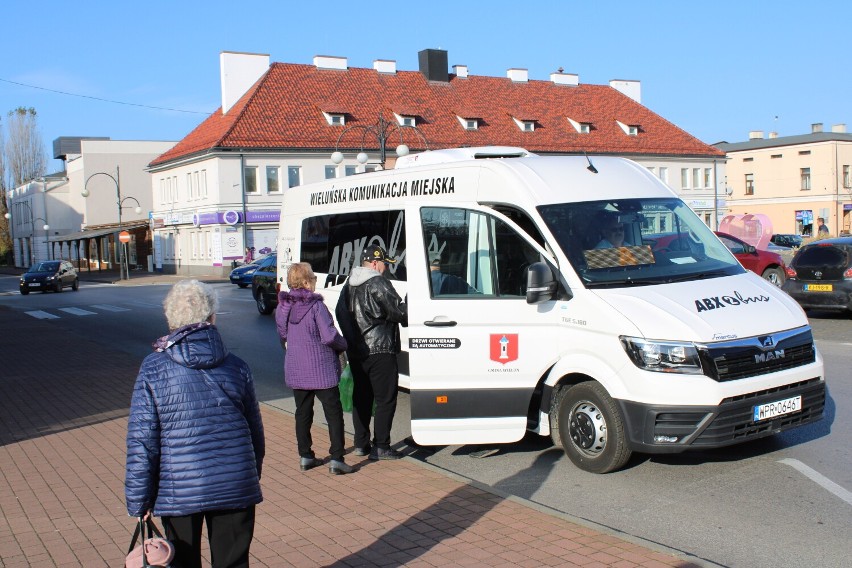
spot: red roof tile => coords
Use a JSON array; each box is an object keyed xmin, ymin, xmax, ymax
[{"xmin": 151, "ymin": 62, "xmax": 722, "ymax": 167}]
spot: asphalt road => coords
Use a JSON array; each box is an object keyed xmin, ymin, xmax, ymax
[{"xmin": 1, "ymin": 276, "xmax": 849, "ymax": 568}]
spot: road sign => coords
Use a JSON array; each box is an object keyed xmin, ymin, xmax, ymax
[{"xmin": 119, "ymin": 230, "xmax": 131, "ymax": 243}]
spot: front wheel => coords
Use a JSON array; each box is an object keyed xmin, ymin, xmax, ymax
[
  {"xmin": 761, "ymin": 267, "xmax": 785, "ymax": 287},
  {"xmin": 55, "ymin": 281, "xmax": 63, "ymax": 293},
  {"xmin": 20, "ymin": 288, "xmax": 29, "ymax": 295},
  {"xmin": 72, "ymin": 278, "xmax": 79, "ymax": 291},
  {"xmin": 255, "ymin": 289, "xmax": 274, "ymax": 315},
  {"xmin": 556, "ymin": 382, "xmax": 631, "ymax": 474},
  {"xmin": 238, "ymin": 283, "xmax": 249, "ymax": 288}
]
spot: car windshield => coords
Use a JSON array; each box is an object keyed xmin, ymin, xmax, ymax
[
  {"xmin": 32, "ymin": 262, "xmax": 60, "ymax": 272},
  {"xmin": 537, "ymin": 198, "xmax": 745, "ymax": 288}
]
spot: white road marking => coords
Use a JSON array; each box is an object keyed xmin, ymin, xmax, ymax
[
  {"xmin": 25, "ymin": 310, "xmax": 60, "ymax": 320},
  {"xmin": 90, "ymin": 304, "xmax": 131, "ymax": 312},
  {"xmin": 779, "ymin": 458, "xmax": 852, "ymax": 505},
  {"xmin": 57, "ymin": 307, "xmax": 97, "ymax": 316}
]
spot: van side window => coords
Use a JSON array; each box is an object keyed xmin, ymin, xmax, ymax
[
  {"xmin": 300, "ymin": 210, "xmax": 406, "ymax": 283},
  {"xmin": 421, "ymin": 207, "xmax": 541, "ymax": 298}
]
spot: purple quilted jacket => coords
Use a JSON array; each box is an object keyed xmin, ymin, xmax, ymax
[{"xmin": 275, "ymin": 288, "xmax": 347, "ymax": 390}]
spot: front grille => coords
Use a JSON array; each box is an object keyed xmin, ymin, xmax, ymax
[
  {"xmin": 691, "ymin": 378, "xmax": 825, "ymax": 446},
  {"xmin": 700, "ymin": 327, "xmax": 816, "ymax": 382}
]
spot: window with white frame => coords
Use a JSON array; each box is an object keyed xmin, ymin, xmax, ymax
[
  {"xmin": 616, "ymin": 120, "xmax": 639, "ymax": 136},
  {"xmin": 345, "ymin": 165, "xmax": 357, "ymax": 176},
  {"xmin": 191, "ymin": 231, "xmax": 198, "ymax": 259},
  {"xmin": 267, "ymin": 166, "xmax": 281, "ymax": 193},
  {"xmin": 703, "ymin": 168, "xmax": 712, "ymax": 188},
  {"xmin": 658, "ymin": 167, "xmax": 668, "ymax": 184},
  {"xmin": 681, "ymin": 168, "xmax": 689, "ymax": 189},
  {"xmin": 288, "ymin": 166, "xmax": 302, "ymax": 188},
  {"xmin": 801, "ymin": 167, "xmax": 811, "ymax": 190},
  {"xmin": 244, "ymin": 166, "xmax": 258, "ymax": 193},
  {"xmin": 200, "ymin": 170, "xmax": 208, "ymax": 198},
  {"xmin": 512, "ymin": 117, "xmax": 535, "ymax": 131},
  {"xmin": 745, "ymin": 173, "xmax": 754, "ymax": 195},
  {"xmin": 394, "ymin": 113, "xmax": 415, "ymax": 127},
  {"xmin": 187, "ymin": 173, "xmax": 194, "ymax": 200},
  {"xmin": 843, "ymin": 165, "xmax": 850, "ymax": 188},
  {"xmin": 567, "ymin": 117, "xmax": 591, "ymax": 133},
  {"xmin": 457, "ymin": 116, "xmax": 479, "ymax": 130},
  {"xmin": 692, "ymin": 168, "xmax": 700, "ymax": 189},
  {"xmin": 322, "ymin": 111, "xmax": 345, "ymax": 126},
  {"xmin": 325, "ymin": 166, "xmax": 337, "ymax": 179}
]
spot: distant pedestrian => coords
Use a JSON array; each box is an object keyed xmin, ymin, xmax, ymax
[
  {"xmin": 125, "ymin": 279, "xmax": 265, "ymax": 568},
  {"xmin": 335, "ymin": 244, "xmax": 408, "ymax": 460},
  {"xmin": 817, "ymin": 217, "xmax": 829, "ymax": 236},
  {"xmin": 243, "ymin": 247, "xmax": 255, "ymax": 264},
  {"xmin": 276, "ymin": 262, "xmax": 354, "ymax": 475}
]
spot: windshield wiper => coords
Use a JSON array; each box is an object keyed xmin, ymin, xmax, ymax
[{"xmin": 663, "ymin": 270, "xmax": 730, "ymax": 284}]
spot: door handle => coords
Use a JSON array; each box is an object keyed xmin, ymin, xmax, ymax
[{"xmin": 424, "ymin": 319, "xmax": 457, "ymax": 327}]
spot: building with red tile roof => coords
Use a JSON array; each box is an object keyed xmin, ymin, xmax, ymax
[{"xmin": 148, "ymin": 50, "xmax": 726, "ymax": 276}]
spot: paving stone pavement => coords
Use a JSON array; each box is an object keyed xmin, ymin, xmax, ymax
[{"xmin": 0, "ymin": 304, "xmax": 703, "ymax": 567}]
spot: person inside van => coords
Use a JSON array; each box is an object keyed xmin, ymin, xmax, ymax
[
  {"xmin": 429, "ymin": 251, "xmax": 477, "ymax": 295},
  {"xmin": 595, "ymin": 215, "xmax": 626, "ymax": 249}
]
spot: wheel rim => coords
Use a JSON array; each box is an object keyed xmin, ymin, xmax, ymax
[
  {"xmin": 257, "ymin": 294, "xmax": 267, "ymax": 311},
  {"xmin": 766, "ymin": 272, "xmax": 781, "ymax": 286},
  {"xmin": 569, "ymin": 401, "xmax": 607, "ymax": 456}
]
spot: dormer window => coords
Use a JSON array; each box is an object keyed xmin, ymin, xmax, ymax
[
  {"xmin": 456, "ymin": 116, "xmax": 479, "ymax": 131},
  {"xmin": 393, "ymin": 112, "xmax": 416, "ymax": 127},
  {"xmin": 512, "ymin": 117, "xmax": 535, "ymax": 132},
  {"xmin": 322, "ymin": 111, "xmax": 346, "ymax": 126},
  {"xmin": 616, "ymin": 120, "xmax": 640, "ymax": 136},
  {"xmin": 567, "ymin": 118, "xmax": 592, "ymax": 134}
]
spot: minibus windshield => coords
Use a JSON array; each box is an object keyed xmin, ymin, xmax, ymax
[{"xmin": 538, "ymin": 198, "xmax": 745, "ymax": 288}]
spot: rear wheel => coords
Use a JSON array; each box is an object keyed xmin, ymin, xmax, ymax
[
  {"xmin": 72, "ymin": 278, "xmax": 79, "ymax": 291},
  {"xmin": 255, "ymin": 289, "xmax": 274, "ymax": 315},
  {"xmin": 761, "ymin": 267, "xmax": 785, "ymax": 286},
  {"xmin": 556, "ymin": 382, "xmax": 631, "ymax": 474}
]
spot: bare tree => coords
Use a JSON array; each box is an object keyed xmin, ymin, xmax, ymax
[
  {"xmin": 0, "ymin": 116, "xmax": 11, "ymax": 261},
  {"xmin": 5, "ymin": 107, "xmax": 47, "ymax": 186}
]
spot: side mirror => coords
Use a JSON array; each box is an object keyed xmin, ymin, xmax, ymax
[
  {"xmin": 526, "ymin": 262, "xmax": 557, "ymax": 304},
  {"xmin": 745, "ymin": 244, "xmax": 757, "ymax": 254}
]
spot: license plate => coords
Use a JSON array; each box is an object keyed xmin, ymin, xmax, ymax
[
  {"xmin": 753, "ymin": 396, "xmax": 802, "ymax": 422},
  {"xmin": 804, "ymin": 284, "xmax": 832, "ymax": 292},
  {"xmin": 29, "ymin": 282, "xmax": 41, "ymax": 287}
]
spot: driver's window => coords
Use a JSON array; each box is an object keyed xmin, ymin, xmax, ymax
[{"xmin": 421, "ymin": 207, "xmax": 540, "ymax": 299}]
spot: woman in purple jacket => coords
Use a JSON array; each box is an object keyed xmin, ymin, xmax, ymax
[{"xmin": 276, "ymin": 262, "xmax": 354, "ymax": 475}]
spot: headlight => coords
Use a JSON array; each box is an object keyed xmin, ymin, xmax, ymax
[
  {"xmin": 620, "ymin": 336, "xmax": 703, "ymax": 374},
  {"xmin": 46, "ymin": 275, "xmax": 55, "ymax": 280},
  {"xmin": 245, "ymin": 269, "xmax": 256, "ymax": 275}
]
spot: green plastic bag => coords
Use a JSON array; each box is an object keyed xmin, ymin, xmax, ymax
[{"xmin": 339, "ymin": 364, "xmax": 354, "ymax": 413}]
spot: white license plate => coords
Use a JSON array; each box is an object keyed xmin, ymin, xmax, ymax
[
  {"xmin": 753, "ymin": 396, "xmax": 802, "ymax": 422},
  {"xmin": 29, "ymin": 282, "xmax": 41, "ymax": 287}
]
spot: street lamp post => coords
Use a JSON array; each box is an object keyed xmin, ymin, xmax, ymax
[
  {"xmin": 330, "ymin": 114, "xmax": 428, "ymax": 170},
  {"xmin": 4, "ymin": 202, "xmax": 48, "ymax": 266},
  {"xmin": 82, "ymin": 166, "xmax": 142, "ymax": 280}
]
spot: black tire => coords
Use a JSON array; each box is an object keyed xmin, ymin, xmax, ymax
[
  {"xmin": 761, "ymin": 267, "xmax": 785, "ymax": 287},
  {"xmin": 55, "ymin": 280, "xmax": 63, "ymax": 293},
  {"xmin": 556, "ymin": 382, "xmax": 631, "ymax": 474},
  {"xmin": 72, "ymin": 278, "xmax": 79, "ymax": 291},
  {"xmin": 20, "ymin": 288, "xmax": 29, "ymax": 295},
  {"xmin": 255, "ymin": 289, "xmax": 274, "ymax": 315},
  {"xmin": 238, "ymin": 283, "xmax": 249, "ymax": 288}
]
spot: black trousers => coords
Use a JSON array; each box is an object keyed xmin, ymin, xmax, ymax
[
  {"xmin": 161, "ymin": 506, "xmax": 255, "ymax": 568},
  {"xmin": 293, "ymin": 386, "xmax": 345, "ymax": 461},
  {"xmin": 350, "ymin": 353, "xmax": 399, "ymax": 449}
]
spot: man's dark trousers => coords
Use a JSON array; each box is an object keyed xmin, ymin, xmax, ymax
[{"xmin": 350, "ymin": 353, "xmax": 399, "ymax": 449}]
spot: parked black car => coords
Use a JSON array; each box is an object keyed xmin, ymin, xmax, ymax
[
  {"xmin": 771, "ymin": 234, "xmax": 804, "ymax": 249},
  {"xmin": 781, "ymin": 237, "xmax": 852, "ymax": 313},
  {"xmin": 251, "ymin": 253, "xmax": 278, "ymax": 314},
  {"xmin": 20, "ymin": 260, "xmax": 79, "ymax": 295}
]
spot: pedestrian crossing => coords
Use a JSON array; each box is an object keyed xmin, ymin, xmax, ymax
[{"xmin": 24, "ymin": 304, "xmax": 135, "ymax": 320}]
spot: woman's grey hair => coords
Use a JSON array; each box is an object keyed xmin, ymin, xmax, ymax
[{"xmin": 163, "ymin": 279, "xmax": 219, "ymax": 330}]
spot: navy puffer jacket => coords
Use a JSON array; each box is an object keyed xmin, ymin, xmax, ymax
[{"xmin": 125, "ymin": 323, "xmax": 265, "ymax": 517}]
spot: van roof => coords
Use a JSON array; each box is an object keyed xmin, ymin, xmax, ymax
[{"xmin": 394, "ymin": 146, "xmax": 535, "ymax": 168}]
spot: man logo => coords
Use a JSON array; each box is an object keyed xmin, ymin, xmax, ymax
[
  {"xmin": 759, "ymin": 336, "xmax": 775, "ymax": 348},
  {"xmin": 755, "ymin": 349, "xmax": 785, "ymax": 363}
]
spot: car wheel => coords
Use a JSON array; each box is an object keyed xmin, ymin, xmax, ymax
[
  {"xmin": 761, "ymin": 267, "xmax": 785, "ymax": 287},
  {"xmin": 555, "ymin": 381, "xmax": 631, "ymax": 474},
  {"xmin": 72, "ymin": 278, "xmax": 79, "ymax": 291},
  {"xmin": 238, "ymin": 283, "xmax": 249, "ymax": 288},
  {"xmin": 20, "ymin": 288, "xmax": 29, "ymax": 295},
  {"xmin": 55, "ymin": 280, "xmax": 63, "ymax": 293},
  {"xmin": 255, "ymin": 289, "xmax": 274, "ymax": 315}
]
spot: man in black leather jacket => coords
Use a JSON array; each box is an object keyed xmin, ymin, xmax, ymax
[{"xmin": 336, "ymin": 244, "xmax": 408, "ymax": 460}]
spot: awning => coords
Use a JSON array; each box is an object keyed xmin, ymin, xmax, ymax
[{"xmin": 49, "ymin": 222, "xmax": 148, "ymax": 243}]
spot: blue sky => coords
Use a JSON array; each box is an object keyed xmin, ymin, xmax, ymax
[{"xmin": 2, "ymin": 1, "xmax": 850, "ymax": 173}]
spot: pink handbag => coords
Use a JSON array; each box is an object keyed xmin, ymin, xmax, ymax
[{"xmin": 125, "ymin": 517, "xmax": 175, "ymax": 568}]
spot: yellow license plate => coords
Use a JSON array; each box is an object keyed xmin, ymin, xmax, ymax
[{"xmin": 804, "ymin": 284, "xmax": 833, "ymax": 292}]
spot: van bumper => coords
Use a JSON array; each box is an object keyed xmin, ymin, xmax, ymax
[{"xmin": 617, "ymin": 377, "xmax": 825, "ymax": 454}]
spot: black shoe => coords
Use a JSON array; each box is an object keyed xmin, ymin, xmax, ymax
[
  {"xmin": 353, "ymin": 444, "xmax": 371, "ymax": 457},
  {"xmin": 328, "ymin": 460, "xmax": 356, "ymax": 475},
  {"xmin": 369, "ymin": 447, "xmax": 403, "ymax": 461},
  {"xmin": 299, "ymin": 457, "xmax": 323, "ymax": 471}
]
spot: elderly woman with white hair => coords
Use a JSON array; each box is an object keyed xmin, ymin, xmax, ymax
[{"xmin": 125, "ymin": 279, "xmax": 265, "ymax": 568}]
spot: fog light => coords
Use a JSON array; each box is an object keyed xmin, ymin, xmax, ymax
[{"xmin": 653, "ymin": 435, "xmax": 679, "ymax": 443}]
